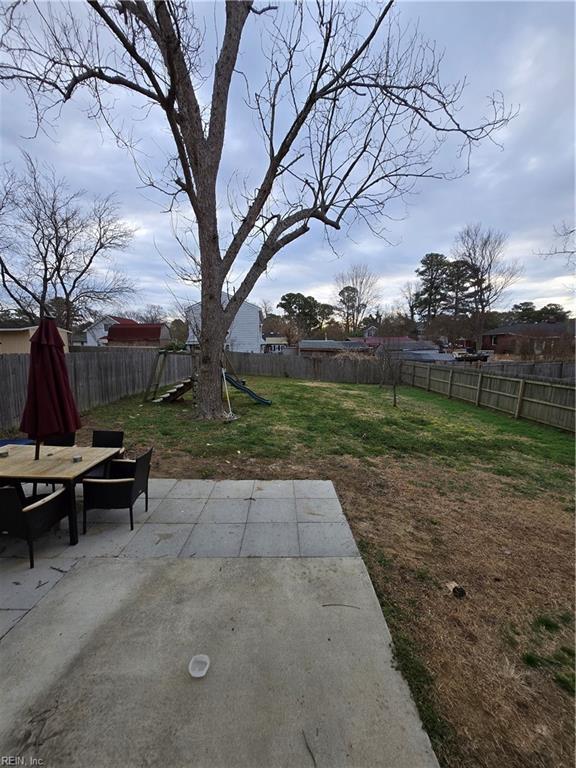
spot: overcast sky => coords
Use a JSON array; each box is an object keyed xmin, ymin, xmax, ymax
[{"xmin": 1, "ymin": 1, "xmax": 574, "ymax": 316}]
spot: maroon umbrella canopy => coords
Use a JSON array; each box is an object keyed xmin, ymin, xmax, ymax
[{"xmin": 20, "ymin": 318, "xmax": 81, "ymax": 441}]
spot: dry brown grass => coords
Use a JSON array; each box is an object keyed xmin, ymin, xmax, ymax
[{"xmin": 91, "ymin": 444, "xmax": 575, "ymax": 768}]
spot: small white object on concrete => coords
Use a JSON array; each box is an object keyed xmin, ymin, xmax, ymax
[{"xmin": 188, "ymin": 654, "xmax": 210, "ymax": 678}]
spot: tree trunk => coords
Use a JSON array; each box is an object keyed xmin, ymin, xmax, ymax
[{"xmin": 196, "ymin": 276, "xmax": 228, "ymax": 420}]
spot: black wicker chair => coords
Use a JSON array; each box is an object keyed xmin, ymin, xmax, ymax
[
  {"xmin": 34, "ymin": 432, "xmax": 77, "ymax": 494},
  {"xmin": 0, "ymin": 486, "xmax": 71, "ymax": 568},
  {"xmin": 82, "ymin": 448, "xmax": 153, "ymax": 533},
  {"xmin": 92, "ymin": 430, "xmax": 124, "ymax": 450},
  {"xmin": 44, "ymin": 432, "xmax": 76, "ymax": 447},
  {"xmin": 86, "ymin": 430, "xmax": 125, "ymax": 478}
]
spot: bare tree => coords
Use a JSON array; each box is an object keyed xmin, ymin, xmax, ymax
[
  {"xmin": 0, "ymin": 156, "xmax": 134, "ymax": 329},
  {"xmin": 538, "ymin": 222, "xmax": 575, "ymax": 266},
  {"xmin": 0, "ymin": 1, "xmax": 512, "ymax": 416},
  {"xmin": 335, "ymin": 264, "xmax": 381, "ymax": 334},
  {"xmin": 376, "ymin": 341, "xmax": 402, "ymax": 407},
  {"xmin": 452, "ymin": 223, "xmax": 521, "ymax": 348},
  {"xmin": 400, "ymin": 280, "xmax": 420, "ymax": 323},
  {"xmin": 134, "ymin": 304, "xmax": 167, "ymax": 324}
]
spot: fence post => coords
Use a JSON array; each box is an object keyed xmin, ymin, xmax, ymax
[
  {"xmin": 515, "ymin": 379, "xmax": 526, "ymax": 419},
  {"xmin": 475, "ymin": 372, "xmax": 483, "ymax": 406},
  {"xmin": 426, "ymin": 365, "xmax": 431, "ymax": 391},
  {"xmin": 412, "ymin": 363, "xmax": 416, "ymax": 387},
  {"xmin": 447, "ymin": 368, "xmax": 454, "ymax": 399}
]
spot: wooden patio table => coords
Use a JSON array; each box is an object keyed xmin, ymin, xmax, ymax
[{"xmin": 0, "ymin": 445, "xmax": 121, "ymax": 545}]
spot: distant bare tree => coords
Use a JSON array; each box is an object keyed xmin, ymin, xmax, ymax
[
  {"xmin": 452, "ymin": 223, "xmax": 521, "ymax": 348},
  {"xmin": 0, "ymin": 156, "xmax": 133, "ymax": 329},
  {"xmin": 376, "ymin": 341, "xmax": 402, "ymax": 407},
  {"xmin": 135, "ymin": 304, "xmax": 167, "ymax": 324},
  {"xmin": 0, "ymin": 1, "xmax": 513, "ymax": 416},
  {"xmin": 538, "ymin": 222, "xmax": 575, "ymax": 266},
  {"xmin": 259, "ymin": 299, "xmax": 274, "ymax": 318},
  {"xmin": 400, "ymin": 281, "xmax": 419, "ymax": 322},
  {"xmin": 335, "ymin": 264, "xmax": 381, "ymax": 333}
]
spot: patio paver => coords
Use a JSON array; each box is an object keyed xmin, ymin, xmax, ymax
[
  {"xmin": 296, "ymin": 497, "xmax": 345, "ymax": 522},
  {"xmin": 240, "ymin": 522, "xmax": 300, "ymax": 557},
  {"xmin": 167, "ymin": 479, "xmax": 215, "ymax": 498},
  {"xmin": 120, "ymin": 523, "xmax": 194, "ymax": 558},
  {"xmin": 248, "ymin": 498, "xmax": 297, "ymax": 523},
  {"xmin": 209, "ymin": 479, "xmax": 254, "ymax": 498},
  {"xmin": 180, "ymin": 523, "xmax": 245, "ymax": 558},
  {"xmin": 147, "ymin": 498, "xmax": 206, "ymax": 524},
  {"xmin": 199, "ymin": 498, "xmax": 250, "ymax": 524},
  {"xmin": 299, "ymin": 521, "xmax": 359, "ymax": 557}
]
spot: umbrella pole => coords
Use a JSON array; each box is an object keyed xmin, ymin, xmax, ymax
[{"xmin": 34, "ymin": 438, "xmax": 40, "ymax": 460}]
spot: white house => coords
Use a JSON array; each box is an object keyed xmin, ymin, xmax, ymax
[{"xmin": 186, "ymin": 295, "xmax": 263, "ymax": 353}]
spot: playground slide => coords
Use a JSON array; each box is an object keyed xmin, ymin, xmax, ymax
[{"xmin": 224, "ymin": 372, "xmax": 271, "ymax": 405}]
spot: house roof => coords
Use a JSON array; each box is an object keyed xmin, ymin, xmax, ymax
[
  {"xmin": 351, "ymin": 336, "xmax": 437, "ymax": 351},
  {"xmin": 109, "ymin": 316, "xmax": 138, "ymax": 325},
  {"xmin": 299, "ymin": 339, "xmax": 367, "ymax": 351},
  {"xmin": 86, "ymin": 315, "xmax": 137, "ymax": 332},
  {"xmin": 486, "ymin": 322, "xmax": 573, "ymax": 338},
  {"xmin": 0, "ymin": 326, "xmax": 70, "ymax": 334},
  {"xmin": 107, "ymin": 323, "xmax": 167, "ymax": 342}
]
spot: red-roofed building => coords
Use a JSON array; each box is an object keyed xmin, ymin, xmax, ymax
[
  {"xmin": 76, "ymin": 315, "xmax": 139, "ymax": 346},
  {"xmin": 107, "ymin": 322, "xmax": 171, "ymax": 347}
]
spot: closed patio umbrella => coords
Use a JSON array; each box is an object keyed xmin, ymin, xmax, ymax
[{"xmin": 20, "ymin": 317, "xmax": 81, "ymax": 459}]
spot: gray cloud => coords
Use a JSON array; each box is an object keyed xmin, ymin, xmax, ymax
[{"xmin": 1, "ymin": 1, "xmax": 573, "ymax": 314}]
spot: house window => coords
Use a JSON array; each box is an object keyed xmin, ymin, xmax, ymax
[{"xmin": 491, "ymin": 336, "xmax": 498, "ymax": 345}]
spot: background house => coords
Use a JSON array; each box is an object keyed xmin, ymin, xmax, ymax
[
  {"xmin": 261, "ymin": 334, "xmax": 288, "ymax": 354},
  {"xmin": 0, "ymin": 326, "xmax": 71, "ymax": 354},
  {"xmin": 107, "ymin": 323, "xmax": 170, "ymax": 348},
  {"xmin": 186, "ymin": 296, "xmax": 263, "ymax": 353},
  {"xmin": 298, "ymin": 339, "xmax": 369, "ymax": 357},
  {"xmin": 481, "ymin": 321, "xmax": 575, "ymax": 359},
  {"xmin": 77, "ymin": 315, "xmax": 138, "ymax": 347}
]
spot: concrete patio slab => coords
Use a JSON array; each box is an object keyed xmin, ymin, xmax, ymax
[
  {"xmin": 168, "ymin": 479, "xmax": 215, "ymax": 499},
  {"xmin": 296, "ymin": 498, "xmax": 345, "ymax": 522},
  {"xmin": 0, "ymin": 558, "xmax": 438, "ymax": 768},
  {"xmin": 248, "ymin": 499, "xmax": 297, "ymax": 523},
  {"xmin": 294, "ymin": 479, "xmax": 338, "ymax": 499},
  {"xmin": 84, "ymin": 496, "xmax": 162, "ymax": 525},
  {"xmin": 119, "ymin": 523, "xmax": 194, "ymax": 558},
  {"xmin": 199, "ymin": 498, "xmax": 250, "ymax": 524},
  {"xmin": 180, "ymin": 523, "xmax": 244, "ymax": 558},
  {"xmin": 299, "ymin": 522, "xmax": 359, "ymax": 557},
  {"xmin": 253, "ymin": 480, "xmax": 294, "ymax": 499},
  {"xmin": 147, "ymin": 498, "xmax": 206, "ymax": 524},
  {"xmin": 240, "ymin": 522, "xmax": 300, "ymax": 557},
  {"xmin": 0, "ymin": 608, "xmax": 27, "ymax": 637},
  {"xmin": 2, "ymin": 523, "xmax": 142, "ymax": 560},
  {"xmin": 210, "ymin": 479, "xmax": 255, "ymax": 498},
  {"xmin": 0, "ymin": 558, "xmax": 78, "ymax": 610},
  {"xmin": 147, "ymin": 478, "xmax": 178, "ymax": 498}
]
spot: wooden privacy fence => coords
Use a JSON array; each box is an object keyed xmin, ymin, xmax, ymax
[
  {"xmin": 0, "ymin": 348, "xmax": 194, "ymax": 432},
  {"xmin": 226, "ymin": 351, "xmax": 384, "ymax": 384},
  {"xmin": 400, "ymin": 361, "xmax": 575, "ymax": 432}
]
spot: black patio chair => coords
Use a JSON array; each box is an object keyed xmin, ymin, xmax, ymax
[
  {"xmin": 86, "ymin": 430, "xmax": 126, "ymax": 478},
  {"xmin": 44, "ymin": 432, "xmax": 76, "ymax": 447},
  {"xmin": 34, "ymin": 432, "xmax": 77, "ymax": 494},
  {"xmin": 82, "ymin": 448, "xmax": 153, "ymax": 533},
  {"xmin": 0, "ymin": 485, "xmax": 71, "ymax": 569}
]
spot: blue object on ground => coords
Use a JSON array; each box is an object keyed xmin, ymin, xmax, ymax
[
  {"xmin": 224, "ymin": 373, "xmax": 271, "ymax": 405},
  {"xmin": 0, "ymin": 438, "xmax": 34, "ymax": 447}
]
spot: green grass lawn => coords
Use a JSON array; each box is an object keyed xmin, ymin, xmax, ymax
[
  {"xmin": 80, "ymin": 375, "xmax": 574, "ymax": 768},
  {"xmin": 84, "ymin": 376, "xmax": 574, "ymax": 496}
]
